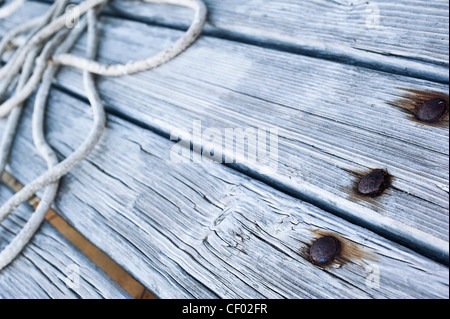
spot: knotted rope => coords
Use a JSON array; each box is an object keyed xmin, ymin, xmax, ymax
[{"xmin": 0, "ymin": 0, "xmax": 207, "ymax": 270}]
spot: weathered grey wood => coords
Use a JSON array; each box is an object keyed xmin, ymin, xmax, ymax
[
  {"xmin": 2, "ymin": 89, "xmax": 448, "ymax": 298},
  {"xmin": 1, "ymin": 2, "xmax": 448, "ymax": 261},
  {"xmin": 1, "ymin": 0, "xmax": 448, "ymax": 294},
  {"xmin": 39, "ymin": 0, "xmax": 449, "ymax": 83},
  {"xmin": 3, "ymin": 10, "xmax": 446, "ymax": 262},
  {"xmin": 0, "ymin": 184, "xmax": 131, "ymax": 299}
]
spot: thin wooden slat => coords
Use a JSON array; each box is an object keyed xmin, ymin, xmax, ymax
[
  {"xmin": 2, "ymin": 89, "xmax": 448, "ymax": 298},
  {"xmin": 43, "ymin": 0, "xmax": 449, "ymax": 83},
  {"xmin": 24, "ymin": 16, "xmax": 448, "ymax": 261},
  {"xmin": 0, "ymin": 185, "xmax": 131, "ymax": 299}
]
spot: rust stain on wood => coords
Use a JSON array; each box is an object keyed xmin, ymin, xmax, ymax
[
  {"xmin": 340, "ymin": 168, "xmax": 394, "ymax": 207},
  {"xmin": 356, "ymin": 169, "xmax": 392, "ymax": 197},
  {"xmin": 354, "ymin": 169, "xmax": 392, "ymax": 198},
  {"xmin": 300, "ymin": 229, "xmax": 378, "ymax": 269},
  {"xmin": 389, "ymin": 89, "xmax": 449, "ymax": 125}
]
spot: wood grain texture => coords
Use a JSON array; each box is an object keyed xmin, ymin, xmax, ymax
[
  {"xmin": 2, "ymin": 89, "xmax": 448, "ymax": 298},
  {"xmin": 43, "ymin": 0, "xmax": 449, "ymax": 82},
  {"xmin": 29, "ymin": 22, "xmax": 449, "ymax": 260},
  {"xmin": 1, "ymin": 1, "xmax": 447, "ymax": 262},
  {"xmin": 0, "ymin": 185, "xmax": 130, "ymax": 298}
]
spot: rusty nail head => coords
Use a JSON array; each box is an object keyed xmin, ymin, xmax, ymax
[
  {"xmin": 309, "ymin": 236, "xmax": 341, "ymax": 266},
  {"xmin": 358, "ymin": 169, "xmax": 389, "ymax": 197},
  {"xmin": 415, "ymin": 98, "xmax": 449, "ymax": 123}
]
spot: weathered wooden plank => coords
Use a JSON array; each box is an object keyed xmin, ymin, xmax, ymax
[
  {"xmin": 2, "ymin": 89, "xmax": 448, "ymax": 298},
  {"xmin": 41, "ymin": 0, "xmax": 449, "ymax": 82},
  {"xmin": 4, "ymin": 13, "xmax": 444, "ymax": 261},
  {"xmin": 0, "ymin": 184, "xmax": 131, "ymax": 299},
  {"xmin": 1, "ymin": 2, "xmax": 448, "ymax": 261}
]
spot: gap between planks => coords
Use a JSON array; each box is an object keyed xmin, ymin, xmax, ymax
[
  {"xmin": 35, "ymin": 0, "xmax": 449, "ymax": 84},
  {"xmin": 1, "ymin": 171, "xmax": 157, "ymax": 299}
]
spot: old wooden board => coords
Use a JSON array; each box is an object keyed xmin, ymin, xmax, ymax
[
  {"xmin": 40, "ymin": 0, "xmax": 449, "ymax": 83},
  {"xmin": 1, "ymin": 0, "xmax": 448, "ymax": 263},
  {"xmin": 2, "ymin": 89, "xmax": 448, "ymax": 298},
  {"xmin": 1, "ymin": 0, "xmax": 448, "ymax": 298},
  {"xmin": 0, "ymin": 184, "xmax": 130, "ymax": 298},
  {"xmin": 2, "ymin": 3, "xmax": 447, "ymax": 262}
]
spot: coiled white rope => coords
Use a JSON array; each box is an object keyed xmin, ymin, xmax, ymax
[
  {"xmin": 0, "ymin": 0, "xmax": 207, "ymax": 270},
  {"xmin": 52, "ymin": 0, "xmax": 208, "ymax": 76}
]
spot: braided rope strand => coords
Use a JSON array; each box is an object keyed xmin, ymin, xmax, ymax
[{"xmin": 0, "ymin": 0, "xmax": 207, "ymax": 270}]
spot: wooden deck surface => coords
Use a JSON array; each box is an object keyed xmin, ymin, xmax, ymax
[
  {"xmin": 0, "ymin": 0, "xmax": 448, "ymax": 298},
  {"xmin": 0, "ymin": 184, "xmax": 130, "ymax": 298}
]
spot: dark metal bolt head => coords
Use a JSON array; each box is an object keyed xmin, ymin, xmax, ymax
[
  {"xmin": 358, "ymin": 169, "xmax": 389, "ymax": 197},
  {"xmin": 415, "ymin": 98, "xmax": 448, "ymax": 123},
  {"xmin": 309, "ymin": 236, "xmax": 341, "ymax": 266}
]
